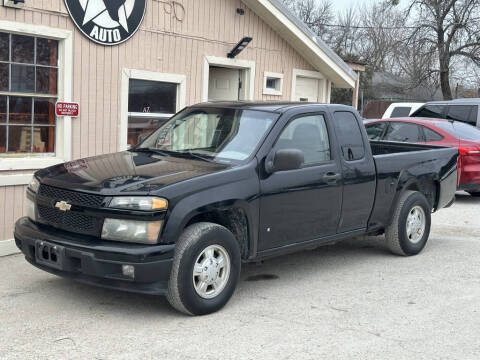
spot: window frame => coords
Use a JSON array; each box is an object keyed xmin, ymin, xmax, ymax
[
  {"xmin": 120, "ymin": 69, "xmax": 187, "ymax": 151},
  {"xmin": 272, "ymin": 111, "xmax": 333, "ymax": 168},
  {"xmin": 262, "ymin": 71, "xmax": 283, "ymax": 96},
  {"xmin": 0, "ymin": 21, "xmax": 73, "ymax": 176}
]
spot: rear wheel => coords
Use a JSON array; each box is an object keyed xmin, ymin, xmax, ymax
[
  {"xmin": 467, "ymin": 191, "xmax": 480, "ymax": 197},
  {"xmin": 167, "ymin": 222, "xmax": 241, "ymax": 315},
  {"xmin": 385, "ymin": 191, "xmax": 432, "ymax": 256}
]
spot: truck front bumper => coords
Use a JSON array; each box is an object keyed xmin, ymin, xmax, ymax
[{"xmin": 14, "ymin": 217, "xmax": 175, "ymax": 296}]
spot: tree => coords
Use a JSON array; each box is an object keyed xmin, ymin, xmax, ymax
[
  {"xmin": 405, "ymin": 0, "xmax": 480, "ymax": 99},
  {"xmin": 281, "ymin": 0, "xmax": 334, "ymax": 35}
]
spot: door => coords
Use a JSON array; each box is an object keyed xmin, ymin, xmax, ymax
[
  {"xmin": 258, "ymin": 113, "xmax": 343, "ymax": 251},
  {"xmin": 294, "ymin": 77, "xmax": 319, "ymax": 102},
  {"xmin": 208, "ymin": 67, "xmax": 240, "ymax": 101},
  {"xmin": 332, "ymin": 111, "xmax": 376, "ymax": 232}
]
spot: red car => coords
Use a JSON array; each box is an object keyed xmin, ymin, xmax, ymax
[{"xmin": 365, "ymin": 117, "xmax": 480, "ymax": 196}]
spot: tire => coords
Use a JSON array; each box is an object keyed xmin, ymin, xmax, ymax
[
  {"xmin": 167, "ymin": 222, "xmax": 241, "ymax": 315},
  {"xmin": 467, "ymin": 191, "xmax": 480, "ymax": 197},
  {"xmin": 385, "ymin": 190, "xmax": 432, "ymax": 256}
]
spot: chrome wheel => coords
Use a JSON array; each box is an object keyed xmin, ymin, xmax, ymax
[
  {"xmin": 193, "ymin": 245, "xmax": 231, "ymax": 299},
  {"xmin": 406, "ymin": 206, "xmax": 426, "ymax": 244}
]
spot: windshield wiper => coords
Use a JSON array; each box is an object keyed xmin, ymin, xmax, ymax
[{"xmin": 180, "ymin": 149, "xmax": 216, "ymax": 163}]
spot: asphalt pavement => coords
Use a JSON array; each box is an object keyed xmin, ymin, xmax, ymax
[{"xmin": 0, "ymin": 193, "xmax": 479, "ymax": 359}]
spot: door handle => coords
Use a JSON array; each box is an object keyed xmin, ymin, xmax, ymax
[{"xmin": 323, "ymin": 172, "xmax": 341, "ymax": 184}]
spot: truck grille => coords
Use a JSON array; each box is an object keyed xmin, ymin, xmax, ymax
[
  {"xmin": 36, "ymin": 184, "xmax": 105, "ymax": 236},
  {"xmin": 38, "ymin": 184, "xmax": 104, "ymax": 208}
]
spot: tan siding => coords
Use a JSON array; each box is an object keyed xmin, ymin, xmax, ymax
[{"xmin": 0, "ymin": 0, "xmax": 321, "ymax": 242}]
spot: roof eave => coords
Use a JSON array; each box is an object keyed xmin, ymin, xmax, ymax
[{"xmin": 242, "ymin": 0, "xmax": 357, "ymax": 89}]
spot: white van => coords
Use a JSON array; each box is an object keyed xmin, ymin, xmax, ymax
[{"xmin": 382, "ymin": 102, "xmax": 424, "ymax": 119}]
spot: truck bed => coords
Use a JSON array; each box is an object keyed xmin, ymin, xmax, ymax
[{"xmin": 367, "ymin": 140, "xmax": 458, "ymax": 231}]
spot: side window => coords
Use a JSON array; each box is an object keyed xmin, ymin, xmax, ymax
[
  {"xmin": 333, "ymin": 111, "xmax": 365, "ymax": 161},
  {"xmin": 423, "ymin": 127, "xmax": 444, "ymax": 141},
  {"xmin": 446, "ymin": 105, "xmax": 475, "ymax": 124},
  {"xmin": 365, "ymin": 122, "xmax": 387, "ymax": 140},
  {"xmin": 390, "ymin": 107, "xmax": 412, "ymax": 118},
  {"xmin": 384, "ymin": 122, "xmax": 423, "ymax": 142},
  {"xmin": 276, "ymin": 114, "xmax": 330, "ymax": 164},
  {"xmin": 412, "ymin": 105, "xmax": 445, "ymax": 119}
]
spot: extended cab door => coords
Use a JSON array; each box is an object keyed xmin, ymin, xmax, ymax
[
  {"xmin": 258, "ymin": 112, "xmax": 343, "ymax": 251},
  {"xmin": 331, "ymin": 111, "xmax": 376, "ymax": 233}
]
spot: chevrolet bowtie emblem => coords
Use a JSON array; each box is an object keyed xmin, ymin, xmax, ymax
[{"xmin": 55, "ymin": 201, "xmax": 72, "ymax": 212}]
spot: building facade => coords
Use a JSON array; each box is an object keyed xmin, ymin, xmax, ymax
[{"xmin": 0, "ymin": 0, "xmax": 356, "ymax": 255}]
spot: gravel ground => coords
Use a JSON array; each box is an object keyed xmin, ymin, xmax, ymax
[{"xmin": 0, "ymin": 193, "xmax": 479, "ymax": 359}]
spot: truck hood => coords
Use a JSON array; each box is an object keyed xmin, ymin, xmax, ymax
[{"xmin": 35, "ymin": 151, "xmax": 230, "ymax": 195}]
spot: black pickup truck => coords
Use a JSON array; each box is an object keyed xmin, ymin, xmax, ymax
[{"xmin": 15, "ymin": 102, "xmax": 458, "ymax": 315}]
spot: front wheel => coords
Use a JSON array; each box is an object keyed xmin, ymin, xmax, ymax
[
  {"xmin": 385, "ymin": 191, "xmax": 432, "ymax": 256},
  {"xmin": 167, "ymin": 222, "xmax": 241, "ymax": 315}
]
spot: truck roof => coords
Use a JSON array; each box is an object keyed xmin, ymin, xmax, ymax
[
  {"xmin": 191, "ymin": 101, "xmax": 354, "ymax": 113},
  {"xmin": 425, "ymin": 98, "xmax": 480, "ymax": 105}
]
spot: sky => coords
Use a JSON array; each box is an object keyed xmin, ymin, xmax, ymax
[{"xmin": 331, "ymin": 0, "xmax": 378, "ymax": 13}]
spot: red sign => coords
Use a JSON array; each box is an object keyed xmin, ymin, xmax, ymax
[{"xmin": 55, "ymin": 102, "xmax": 79, "ymax": 117}]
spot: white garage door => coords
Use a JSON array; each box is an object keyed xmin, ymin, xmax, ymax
[
  {"xmin": 294, "ymin": 77, "xmax": 319, "ymax": 102},
  {"xmin": 208, "ymin": 67, "xmax": 240, "ymax": 101}
]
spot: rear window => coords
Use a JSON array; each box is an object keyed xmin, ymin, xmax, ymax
[
  {"xmin": 446, "ymin": 105, "xmax": 477, "ymax": 125},
  {"xmin": 384, "ymin": 122, "xmax": 423, "ymax": 142},
  {"xmin": 435, "ymin": 122, "xmax": 480, "ymax": 141},
  {"xmin": 412, "ymin": 105, "xmax": 446, "ymax": 119},
  {"xmin": 333, "ymin": 111, "xmax": 365, "ymax": 161},
  {"xmin": 423, "ymin": 127, "xmax": 444, "ymax": 141},
  {"xmin": 390, "ymin": 107, "xmax": 412, "ymax": 118}
]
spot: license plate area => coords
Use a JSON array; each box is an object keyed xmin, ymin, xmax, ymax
[{"xmin": 35, "ymin": 240, "xmax": 65, "ymax": 270}]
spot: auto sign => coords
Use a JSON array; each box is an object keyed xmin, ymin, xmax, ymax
[{"xmin": 64, "ymin": 0, "xmax": 146, "ymax": 46}]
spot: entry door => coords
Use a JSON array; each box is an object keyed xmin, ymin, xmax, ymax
[
  {"xmin": 294, "ymin": 77, "xmax": 319, "ymax": 102},
  {"xmin": 258, "ymin": 114, "xmax": 343, "ymax": 251},
  {"xmin": 208, "ymin": 67, "xmax": 240, "ymax": 101}
]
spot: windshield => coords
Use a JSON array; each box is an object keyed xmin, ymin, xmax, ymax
[
  {"xmin": 435, "ymin": 121, "xmax": 480, "ymax": 141},
  {"xmin": 137, "ymin": 107, "xmax": 278, "ymax": 162}
]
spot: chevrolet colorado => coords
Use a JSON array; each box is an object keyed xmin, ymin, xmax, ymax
[{"xmin": 15, "ymin": 102, "xmax": 458, "ymax": 315}]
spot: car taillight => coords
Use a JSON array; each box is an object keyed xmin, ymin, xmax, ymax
[{"xmin": 458, "ymin": 147, "xmax": 480, "ymax": 156}]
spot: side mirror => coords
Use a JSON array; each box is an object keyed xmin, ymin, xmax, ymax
[{"xmin": 265, "ymin": 149, "xmax": 304, "ymax": 173}]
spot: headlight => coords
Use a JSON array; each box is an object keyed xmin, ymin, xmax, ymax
[
  {"xmin": 24, "ymin": 195, "xmax": 37, "ymax": 221},
  {"xmin": 27, "ymin": 177, "xmax": 40, "ymax": 193},
  {"xmin": 108, "ymin": 196, "xmax": 168, "ymax": 211},
  {"xmin": 101, "ymin": 219, "xmax": 163, "ymax": 244}
]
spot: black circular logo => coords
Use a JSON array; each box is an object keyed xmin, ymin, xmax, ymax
[{"xmin": 64, "ymin": 0, "xmax": 146, "ymax": 46}]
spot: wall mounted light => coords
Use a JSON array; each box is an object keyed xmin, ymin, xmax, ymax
[
  {"xmin": 227, "ymin": 37, "xmax": 252, "ymax": 58},
  {"xmin": 236, "ymin": 8, "xmax": 245, "ymax": 15},
  {"xmin": 4, "ymin": 0, "xmax": 25, "ymax": 8}
]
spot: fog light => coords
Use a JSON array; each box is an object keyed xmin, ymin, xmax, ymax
[{"xmin": 122, "ymin": 265, "xmax": 135, "ymax": 279}]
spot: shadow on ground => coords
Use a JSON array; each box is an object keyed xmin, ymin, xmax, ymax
[{"xmin": 20, "ymin": 235, "xmax": 394, "ymax": 315}]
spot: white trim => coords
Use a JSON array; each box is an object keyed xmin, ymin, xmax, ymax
[
  {"xmin": 242, "ymin": 0, "xmax": 356, "ymax": 88},
  {"xmin": 0, "ymin": 173, "xmax": 33, "ymax": 186},
  {"xmin": 0, "ymin": 239, "xmax": 19, "ymax": 257},
  {"xmin": 263, "ymin": 71, "xmax": 283, "ymax": 96},
  {"xmin": 291, "ymin": 68, "xmax": 327, "ymax": 102},
  {"xmin": 0, "ymin": 21, "xmax": 73, "ymax": 175},
  {"xmin": 202, "ymin": 56, "xmax": 255, "ymax": 102},
  {"xmin": 119, "ymin": 69, "xmax": 187, "ymax": 151}
]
